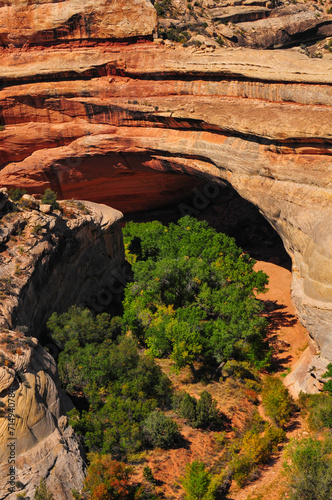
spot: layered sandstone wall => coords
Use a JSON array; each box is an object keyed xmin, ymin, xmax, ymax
[
  {"xmin": 0, "ymin": 42, "xmax": 331, "ymax": 359},
  {"xmin": 0, "ymin": 0, "xmax": 157, "ymax": 46}
]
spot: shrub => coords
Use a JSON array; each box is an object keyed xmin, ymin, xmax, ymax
[
  {"xmin": 180, "ymin": 461, "xmax": 212, "ymax": 500},
  {"xmin": 299, "ymin": 392, "xmax": 332, "ymax": 430},
  {"xmin": 261, "ymin": 377, "xmax": 293, "ymax": 427},
  {"xmin": 9, "ymin": 188, "xmax": 27, "ymax": 202},
  {"xmin": 284, "ymin": 436, "xmax": 332, "ymax": 500},
  {"xmin": 173, "ymin": 390, "xmax": 221, "ymax": 429},
  {"xmin": 143, "ymin": 410, "xmax": 180, "ymax": 449},
  {"xmin": 32, "ymin": 224, "xmax": 42, "ymax": 235},
  {"xmin": 41, "ymin": 188, "xmax": 59, "ymax": 209},
  {"xmin": 323, "ymin": 363, "xmax": 332, "ymax": 393},
  {"xmin": 231, "ymin": 423, "xmax": 285, "ymax": 486},
  {"xmin": 34, "ymin": 478, "xmax": 53, "ymax": 500},
  {"xmin": 154, "ymin": 0, "xmax": 172, "ymax": 17},
  {"xmin": 143, "ymin": 466, "xmax": 157, "ymax": 485},
  {"xmin": 195, "ymin": 391, "xmax": 220, "ymax": 429},
  {"xmin": 82, "ymin": 454, "xmax": 132, "ymax": 499}
]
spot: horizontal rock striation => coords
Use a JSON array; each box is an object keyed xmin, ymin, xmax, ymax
[
  {"xmin": 0, "ymin": 38, "xmax": 331, "ymax": 357},
  {"xmin": 0, "ymin": 0, "xmax": 157, "ymax": 47}
]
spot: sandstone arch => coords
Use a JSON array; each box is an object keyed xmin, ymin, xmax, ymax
[{"xmin": 0, "ymin": 43, "xmax": 331, "ymax": 360}]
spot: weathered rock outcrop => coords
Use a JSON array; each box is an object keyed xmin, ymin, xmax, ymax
[
  {"xmin": 0, "ymin": 330, "xmax": 85, "ymax": 499},
  {"xmin": 0, "ymin": 0, "xmax": 157, "ymax": 46},
  {"xmin": 0, "ymin": 197, "xmax": 126, "ymax": 498},
  {"xmin": 0, "ymin": 41, "xmax": 331, "ymax": 360},
  {"xmin": 0, "ymin": 197, "xmax": 125, "ymax": 334}
]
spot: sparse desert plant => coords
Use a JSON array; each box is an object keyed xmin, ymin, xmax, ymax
[
  {"xmin": 14, "ymin": 264, "xmax": 22, "ymax": 277},
  {"xmin": 9, "ymin": 188, "xmax": 27, "ymax": 202},
  {"xmin": 261, "ymin": 377, "xmax": 293, "ymax": 427},
  {"xmin": 34, "ymin": 478, "xmax": 53, "ymax": 500},
  {"xmin": 41, "ymin": 188, "xmax": 59, "ymax": 209},
  {"xmin": 32, "ymin": 224, "xmax": 42, "ymax": 235}
]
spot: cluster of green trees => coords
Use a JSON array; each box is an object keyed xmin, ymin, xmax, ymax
[
  {"xmin": 172, "ymin": 390, "xmax": 221, "ymax": 429},
  {"xmin": 45, "ymin": 216, "xmax": 276, "ymax": 498},
  {"xmin": 122, "ymin": 216, "xmax": 270, "ymax": 374},
  {"xmin": 48, "ymin": 306, "xmax": 173, "ymax": 460}
]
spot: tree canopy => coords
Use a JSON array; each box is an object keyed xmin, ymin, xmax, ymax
[{"xmin": 122, "ymin": 216, "xmax": 270, "ymax": 373}]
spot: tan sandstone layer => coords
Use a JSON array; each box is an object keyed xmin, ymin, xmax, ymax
[
  {"xmin": 0, "ymin": 330, "xmax": 85, "ymax": 499},
  {"xmin": 0, "ymin": 40, "xmax": 331, "ymax": 360},
  {"xmin": 0, "ymin": 192, "xmax": 127, "ymax": 498}
]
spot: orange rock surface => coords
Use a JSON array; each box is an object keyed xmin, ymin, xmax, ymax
[{"xmin": 0, "ymin": 5, "xmax": 331, "ymax": 361}]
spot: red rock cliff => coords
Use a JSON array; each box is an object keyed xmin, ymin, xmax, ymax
[{"xmin": 0, "ymin": 1, "xmax": 331, "ymax": 363}]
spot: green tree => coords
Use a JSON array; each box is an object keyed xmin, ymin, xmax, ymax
[
  {"xmin": 41, "ymin": 188, "xmax": 59, "ymax": 209},
  {"xmin": 123, "ymin": 216, "xmax": 269, "ymax": 374},
  {"xmin": 143, "ymin": 410, "xmax": 180, "ymax": 449},
  {"xmin": 48, "ymin": 307, "xmax": 172, "ymax": 459},
  {"xmin": 180, "ymin": 461, "xmax": 212, "ymax": 500},
  {"xmin": 194, "ymin": 391, "xmax": 220, "ymax": 429},
  {"xmin": 9, "ymin": 188, "xmax": 27, "ymax": 201}
]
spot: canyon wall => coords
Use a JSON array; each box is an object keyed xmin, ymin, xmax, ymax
[
  {"xmin": 0, "ymin": 41, "xmax": 331, "ymax": 360},
  {"xmin": 0, "ymin": 330, "xmax": 85, "ymax": 499},
  {"xmin": 0, "ymin": 194, "xmax": 125, "ymax": 499},
  {"xmin": 0, "ymin": 197, "xmax": 126, "ymax": 334}
]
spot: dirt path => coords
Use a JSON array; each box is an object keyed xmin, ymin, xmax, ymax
[{"xmin": 254, "ymin": 261, "xmax": 309, "ymax": 370}]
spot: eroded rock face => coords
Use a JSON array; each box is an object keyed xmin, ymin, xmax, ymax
[
  {"xmin": 0, "ymin": 0, "xmax": 157, "ymax": 46},
  {"xmin": 0, "ymin": 331, "xmax": 85, "ymax": 499},
  {"xmin": 0, "ymin": 200, "xmax": 126, "ymax": 335},
  {"xmin": 0, "ymin": 42, "xmax": 331, "ymax": 359},
  {"xmin": 0, "ymin": 200, "xmax": 125, "ymax": 498}
]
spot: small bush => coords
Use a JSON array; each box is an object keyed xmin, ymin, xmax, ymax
[
  {"xmin": 32, "ymin": 224, "xmax": 42, "ymax": 235},
  {"xmin": 323, "ymin": 362, "xmax": 332, "ymax": 393},
  {"xmin": 9, "ymin": 188, "xmax": 27, "ymax": 202},
  {"xmin": 284, "ymin": 436, "xmax": 332, "ymax": 500},
  {"xmin": 262, "ymin": 377, "xmax": 293, "ymax": 427},
  {"xmin": 231, "ymin": 423, "xmax": 285, "ymax": 486},
  {"xmin": 173, "ymin": 390, "xmax": 221, "ymax": 429},
  {"xmin": 143, "ymin": 466, "xmax": 157, "ymax": 485},
  {"xmin": 34, "ymin": 478, "xmax": 53, "ymax": 500},
  {"xmin": 300, "ymin": 392, "xmax": 332, "ymax": 430},
  {"xmin": 143, "ymin": 410, "xmax": 180, "ymax": 449},
  {"xmin": 41, "ymin": 188, "xmax": 59, "ymax": 209},
  {"xmin": 180, "ymin": 461, "xmax": 212, "ymax": 500},
  {"xmin": 154, "ymin": 0, "xmax": 172, "ymax": 17},
  {"xmin": 195, "ymin": 391, "xmax": 220, "ymax": 429}
]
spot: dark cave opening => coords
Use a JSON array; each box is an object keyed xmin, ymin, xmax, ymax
[{"xmin": 122, "ymin": 180, "xmax": 292, "ymax": 270}]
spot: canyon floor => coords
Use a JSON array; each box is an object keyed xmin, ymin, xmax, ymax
[{"xmin": 129, "ymin": 248, "xmax": 310, "ymax": 499}]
